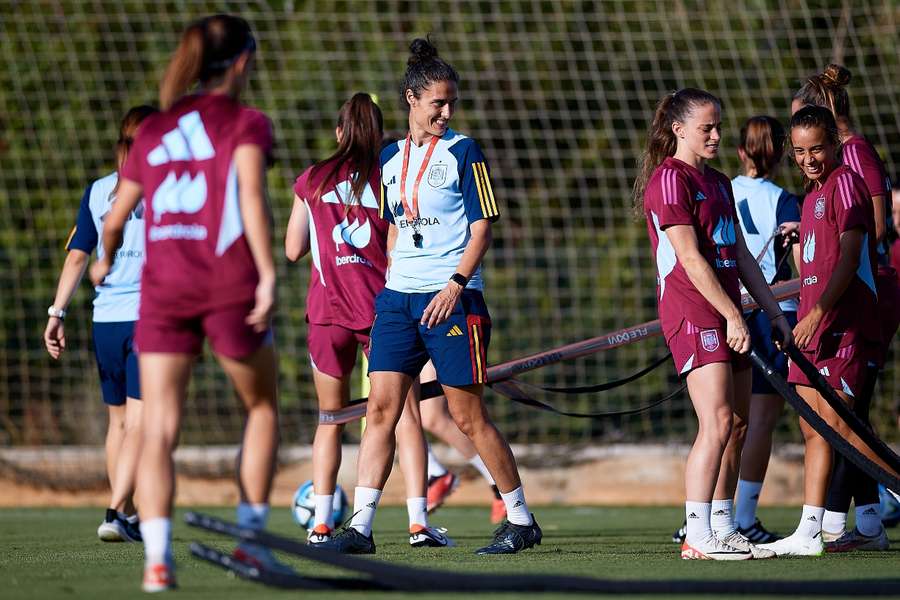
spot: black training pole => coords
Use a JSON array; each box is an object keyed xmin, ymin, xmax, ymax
[
  {"xmin": 320, "ymin": 279, "xmax": 802, "ymax": 424},
  {"xmin": 749, "ymin": 350, "xmax": 900, "ymax": 490}
]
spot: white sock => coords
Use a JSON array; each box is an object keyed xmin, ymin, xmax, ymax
[
  {"xmin": 468, "ymin": 455, "xmax": 495, "ymax": 486},
  {"xmin": 349, "ymin": 487, "xmax": 382, "ymax": 537},
  {"xmin": 710, "ymin": 498, "xmax": 735, "ymax": 537},
  {"xmin": 236, "ymin": 502, "xmax": 269, "ymax": 531},
  {"xmin": 407, "ymin": 497, "xmax": 428, "ymax": 528},
  {"xmin": 822, "ymin": 510, "xmax": 847, "ymax": 535},
  {"xmin": 140, "ymin": 517, "xmax": 171, "ymax": 565},
  {"xmin": 685, "ymin": 501, "xmax": 712, "ymax": 543},
  {"xmin": 734, "ymin": 479, "xmax": 763, "ymax": 529},
  {"xmin": 314, "ymin": 494, "xmax": 334, "ymax": 529},
  {"xmin": 500, "ymin": 486, "xmax": 533, "ymax": 526},
  {"xmin": 427, "ymin": 447, "xmax": 447, "ymax": 479},
  {"xmin": 855, "ymin": 503, "xmax": 882, "ymax": 536},
  {"xmin": 796, "ymin": 505, "xmax": 825, "ymax": 539}
]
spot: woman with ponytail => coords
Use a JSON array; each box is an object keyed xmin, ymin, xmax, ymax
[
  {"xmin": 45, "ymin": 105, "xmax": 156, "ymax": 545},
  {"xmin": 636, "ymin": 89, "xmax": 792, "ymax": 560},
  {"xmin": 760, "ymin": 105, "xmax": 884, "ymax": 556},
  {"xmin": 285, "ymin": 94, "xmax": 452, "ymax": 549},
  {"xmin": 320, "ymin": 37, "xmax": 541, "ymax": 556},
  {"xmin": 90, "ymin": 14, "xmax": 281, "ymax": 591},
  {"xmin": 793, "ymin": 64, "xmax": 898, "ymax": 552},
  {"xmin": 728, "ymin": 116, "xmax": 801, "ymax": 544}
]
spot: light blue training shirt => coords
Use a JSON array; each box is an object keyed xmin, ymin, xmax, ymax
[
  {"xmin": 379, "ymin": 129, "xmax": 500, "ymax": 293},
  {"xmin": 67, "ymin": 172, "xmax": 144, "ymax": 322},
  {"xmin": 731, "ymin": 175, "xmax": 801, "ymax": 312}
]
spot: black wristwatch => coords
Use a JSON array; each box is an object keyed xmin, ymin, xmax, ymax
[{"xmin": 449, "ymin": 273, "xmax": 469, "ymax": 288}]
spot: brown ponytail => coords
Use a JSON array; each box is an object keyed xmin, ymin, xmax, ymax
[
  {"xmin": 310, "ymin": 93, "xmax": 384, "ymax": 212},
  {"xmin": 112, "ymin": 104, "xmax": 158, "ymax": 196},
  {"xmin": 793, "ymin": 63, "xmax": 852, "ymax": 121},
  {"xmin": 158, "ymin": 14, "xmax": 256, "ymax": 111},
  {"xmin": 632, "ymin": 88, "xmax": 721, "ymax": 215},
  {"xmin": 159, "ymin": 23, "xmax": 205, "ymax": 111},
  {"xmin": 738, "ymin": 116, "xmax": 785, "ymax": 180}
]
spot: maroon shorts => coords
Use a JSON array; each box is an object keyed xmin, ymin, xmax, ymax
[
  {"xmin": 787, "ymin": 335, "xmax": 876, "ymax": 399},
  {"xmin": 308, "ymin": 323, "xmax": 370, "ymax": 379},
  {"xmin": 666, "ymin": 319, "xmax": 750, "ymax": 376},
  {"xmin": 135, "ymin": 301, "xmax": 271, "ymax": 360},
  {"xmin": 875, "ymin": 265, "xmax": 900, "ymax": 367}
]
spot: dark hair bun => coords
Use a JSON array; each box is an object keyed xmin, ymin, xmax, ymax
[
  {"xmin": 822, "ymin": 64, "xmax": 851, "ymax": 87},
  {"xmin": 408, "ymin": 37, "xmax": 438, "ymax": 65}
]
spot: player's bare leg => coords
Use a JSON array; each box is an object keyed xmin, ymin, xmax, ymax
[
  {"xmin": 305, "ymin": 367, "xmax": 349, "ymax": 540},
  {"xmin": 708, "ymin": 366, "xmax": 771, "ymax": 557},
  {"xmin": 396, "ymin": 382, "xmax": 452, "ymax": 547},
  {"xmin": 443, "ymin": 384, "xmax": 519, "ymax": 492},
  {"xmin": 734, "ymin": 391, "xmax": 784, "ymax": 541},
  {"xmin": 317, "ymin": 371, "xmax": 412, "ymax": 554},
  {"xmin": 680, "ymin": 362, "xmax": 750, "ymax": 560},
  {"xmin": 218, "ymin": 343, "xmax": 285, "ymax": 570},
  {"xmin": 135, "ymin": 352, "xmax": 192, "ymax": 587},
  {"xmin": 97, "ymin": 401, "xmax": 143, "ymax": 542}
]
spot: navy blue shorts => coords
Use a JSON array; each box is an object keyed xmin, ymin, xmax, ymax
[
  {"xmin": 92, "ymin": 321, "xmax": 141, "ymax": 405},
  {"xmin": 747, "ymin": 310, "xmax": 797, "ymax": 394},
  {"xmin": 368, "ymin": 288, "xmax": 491, "ymax": 386}
]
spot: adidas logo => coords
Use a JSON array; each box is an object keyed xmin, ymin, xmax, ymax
[
  {"xmin": 695, "ymin": 191, "xmax": 706, "ymax": 201},
  {"xmin": 688, "ymin": 512, "xmax": 699, "ymax": 519},
  {"xmin": 512, "ymin": 500, "xmax": 524, "ymax": 508},
  {"xmin": 446, "ymin": 325, "xmax": 464, "ymax": 337},
  {"xmin": 712, "ymin": 510, "xmax": 727, "ymax": 516},
  {"xmin": 863, "ymin": 507, "xmax": 878, "ymax": 515},
  {"xmin": 807, "ymin": 515, "xmax": 818, "ymax": 522},
  {"xmin": 366, "ymin": 502, "xmax": 377, "ymax": 509}
]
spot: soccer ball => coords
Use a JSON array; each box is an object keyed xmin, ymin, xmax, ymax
[{"xmin": 291, "ymin": 480, "xmax": 348, "ymax": 529}]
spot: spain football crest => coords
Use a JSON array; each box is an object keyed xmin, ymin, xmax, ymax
[
  {"xmin": 700, "ymin": 329, "xmax": 720, "ymax": 352},
  {"xmin": 814, "ymin": 196, "xmax": 826, "ymax": 220},
  {"xmin": 427, "ymin": 163, "xmax": 447, "ymax": 187}
]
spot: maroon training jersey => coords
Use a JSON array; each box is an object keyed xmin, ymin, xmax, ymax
[
  {"xmin": 797, "ymin": 165, "xmax": 878, "ymax": 348},
  {"xmin": 842, "ymin": 135, "xmax": 892, "ymax": 258},
  {"xmin": 293, "ymin": 160, "xmax": 388, "ymax": 330},
  {"xmin": 644, "ymin": 157, "xmax": 742, "ymax": 339},
  {"xmin": 120, "ymin": 94, "xmax": 274, "ymax": 316}
]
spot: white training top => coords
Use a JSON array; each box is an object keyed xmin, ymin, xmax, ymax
[
  {"xmin": 379, "ymin": 129, "xmax": 500, "ymax": 293},
  {"xmin": 731, "ymin": 175, "xmax": 801, "ymax": 312},
  {"xmin": 66, "ymin": 172, "xmax": 144, "ymax": 322}
]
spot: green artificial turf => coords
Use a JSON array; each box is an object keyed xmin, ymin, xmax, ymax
[{"xmin": 1, "ymin": 506, "xmax": 897, "ymax": 599}]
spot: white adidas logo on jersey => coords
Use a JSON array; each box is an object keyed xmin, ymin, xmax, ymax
[{"xmin": 148, "ymin": 111, "xmax": 216, "ymax": 224}]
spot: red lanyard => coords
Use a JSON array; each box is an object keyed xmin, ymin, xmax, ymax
[{"xmin": 400, "ymin": 133, "xmax": 440, "ymax": 221}]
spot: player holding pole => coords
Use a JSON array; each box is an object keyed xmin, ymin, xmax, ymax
[
  {"xmin": 634, "ymin": 88, "xmax": 792, "ymax": 560},
  {"xmin": 760, "ymin": 106, "xmax": 881, "ymax": 557},
  {"xmin": 792, "ymin": 65, "xmax": 899, "ymax": 550}
]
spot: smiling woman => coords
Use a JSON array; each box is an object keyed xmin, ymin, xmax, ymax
[
  {"xmin": 763, "ymin": 105, "xmax": 884, "ymax": 557},
  {"xmin": 318, "ymin": 37, "xmax": 541, "ymax": 557}
]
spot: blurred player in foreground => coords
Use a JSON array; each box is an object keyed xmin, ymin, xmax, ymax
[{"xmin": 91, "ymin": 14, "xmax": 282, "ymax": 591}]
